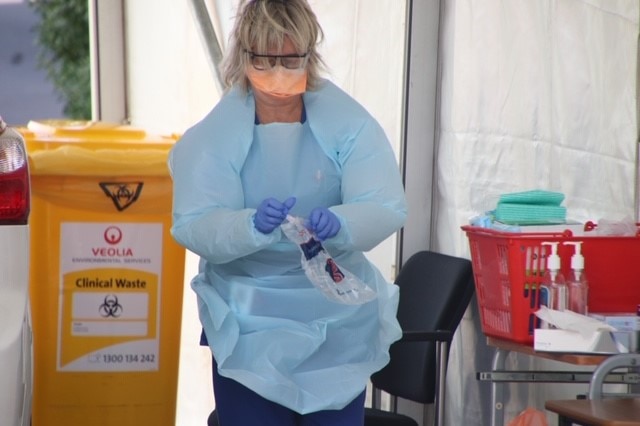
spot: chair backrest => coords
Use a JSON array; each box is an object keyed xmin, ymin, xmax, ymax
[{"xmin": 370, "ymin": 250, "xmax": 475, "ymax": 404}]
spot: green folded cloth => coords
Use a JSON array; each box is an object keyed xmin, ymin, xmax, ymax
[
  {"xmin": 498, "ymin": 190, "xmax": 564, "ymax": 206},
  {"xmin": 494, "ymin": 203, "xmax": 567, "ymax": 224},
  {"xmin": 493, "ymin": 190, "xmax": 567, "ymax": 224}
]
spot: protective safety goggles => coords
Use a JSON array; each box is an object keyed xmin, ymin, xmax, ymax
[{"xmin": 245, "ymin": 50, "xmax": 309, "ymax": 71}]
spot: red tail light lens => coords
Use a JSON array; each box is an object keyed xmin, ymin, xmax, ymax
[{"xmin": 0, "ymin": 125, "xmax": 30, "ymax": 225}]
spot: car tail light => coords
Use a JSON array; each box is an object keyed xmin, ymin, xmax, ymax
[{"xmin": 0, "ymin": 117, "xmax": 30, "ymax": 225}]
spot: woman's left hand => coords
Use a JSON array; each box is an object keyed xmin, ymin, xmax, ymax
[{"xmin": 307, "ymin": 207, "xmax": 340, "ymax": 241}]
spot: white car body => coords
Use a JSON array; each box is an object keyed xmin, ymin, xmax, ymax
[{"xmin": 0, "ymin": 118, "xmax": 32, "ymax": 426}]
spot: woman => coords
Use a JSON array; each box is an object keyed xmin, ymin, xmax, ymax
[{"xmin": 169, "ymin": 0, "xmax": 407, "ymax": 424}]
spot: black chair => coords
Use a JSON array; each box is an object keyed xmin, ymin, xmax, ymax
[
  {"xmin": 364, "ymin": 250, "xmax": 475, "ymax": 426},
  {"xmin": 208, "ymin": 409, "xmax": 218, "ymax": 426},
  {"xmin": 208, "ymin": 250, "xmax": 475, "ymax": 426}
]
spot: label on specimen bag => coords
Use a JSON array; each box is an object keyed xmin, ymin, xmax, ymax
[
  {"xmin": 58, "ymin": 223, "xmax": 162, "ymax": 372},
  {"xmin": 281, "ymin": 215, "xmax": 377, "ymax": 305}
]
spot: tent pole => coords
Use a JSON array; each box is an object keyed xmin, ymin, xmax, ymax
[{"xmin": 188, "ymin": 0, "xmax": 225, "ymax": 94}]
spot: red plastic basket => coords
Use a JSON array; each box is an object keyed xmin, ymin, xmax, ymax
[{"xmin": 461, "ymin": 224, "xmax": 640, "ymax": 344}]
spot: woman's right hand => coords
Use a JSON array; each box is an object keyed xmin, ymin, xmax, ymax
[{"xmin": 253, "ymin": 197, "xmax": 296, "ymax": 234}]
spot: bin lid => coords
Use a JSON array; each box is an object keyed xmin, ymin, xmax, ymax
[{"xmin": 20, "ymin": 120, "xmax": 180, "ymax": 176}]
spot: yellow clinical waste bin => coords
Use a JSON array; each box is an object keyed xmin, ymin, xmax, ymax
[{"xmin": 21, "ymin": 120, "xmax": 185, "ymax": 426}]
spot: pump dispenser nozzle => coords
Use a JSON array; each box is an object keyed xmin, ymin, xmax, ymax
[
  {"xmin": 541, "ymin": 241, "xmax": 567, "ymax": 313},
  {"xmin": 541, "ymin": 242, "xmax": 561, "ymax": 271},
  {"xmin": 564, "ymin": 241, "xmax": 588, "ymax": 314},
  {"xmin": 564, "ymin": 241, "xmax": 584, "ymax": 271}
]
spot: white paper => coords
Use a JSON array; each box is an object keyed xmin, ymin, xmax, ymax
[{"xmin": 535, "ymin": 306, "xmax": 616, "ymax": 337}]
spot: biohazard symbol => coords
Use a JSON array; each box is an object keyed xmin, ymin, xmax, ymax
[
  {"xmin": 99, "ymin": 182, "xmax": 144, "ymax": 211},
  {"xmin": 99, "ymin": 294, "xmax": 123, "ymax": 318}
]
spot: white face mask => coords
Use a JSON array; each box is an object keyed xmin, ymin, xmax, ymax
[{"xmin": 246, "ymin": 66, "xmax": 308, "ymax": 98}]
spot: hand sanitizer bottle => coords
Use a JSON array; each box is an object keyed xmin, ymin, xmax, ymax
[
  {"xmin": 541, "ymin": 242, "xmax": 567, "ymax": 313},
  {"xmin": 564, "ymin": 241, "xmax": 588, "ymax": 314}
]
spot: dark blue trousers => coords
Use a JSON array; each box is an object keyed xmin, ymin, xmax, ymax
[{"xmin": 211, "ymin": 357, "xmax": 366, "ymax": 426}]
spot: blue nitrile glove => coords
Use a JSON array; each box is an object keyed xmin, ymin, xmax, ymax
[
  {"xmin": 254, "ymin": 197, "xmax": 296, "ymax": 234},
  {"xmin": 307, "ymin": 207, "xmax": 341, "ymax": 241}
]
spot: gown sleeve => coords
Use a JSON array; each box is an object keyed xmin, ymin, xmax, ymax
[
  {"xmin": 328, "ymin": 117, "xmax": 407, "ymax": 252},
  {"xmin": 305, "ymin": 80, "xmax": 408, "ymax": 252},
  {"xmin": 168, "ymin": 90, "xmax": 281, "ymax": 265}
]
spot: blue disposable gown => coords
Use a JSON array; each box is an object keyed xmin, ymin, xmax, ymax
[{"xmin": 169, "ymin": 79, "xmax": 407, "ymax": 414}]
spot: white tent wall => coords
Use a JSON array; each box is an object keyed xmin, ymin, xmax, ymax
[
  {"xmin": 122, "ymin": 1, "xmax": 407, "ymax": 424},
  {"xmin": 436, "ymin": 1, "xmax": 638, "ymax": 425}
]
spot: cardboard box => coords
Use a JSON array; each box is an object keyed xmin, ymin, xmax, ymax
[
  {"xmin": 589, "ymin": 313, "xmax": 640, "ymax": 331},
  {"xmin": 534, "ymin": 329, "xmax": 619, "ymax": 354},
  {"xmin": 534, "ymin": 328, "xmax": 640, "ymax": 354}
]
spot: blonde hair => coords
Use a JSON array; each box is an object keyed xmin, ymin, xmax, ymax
[{"xmin": 221, "ymin": 0, "xmax": 326, "ymax": 92}]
